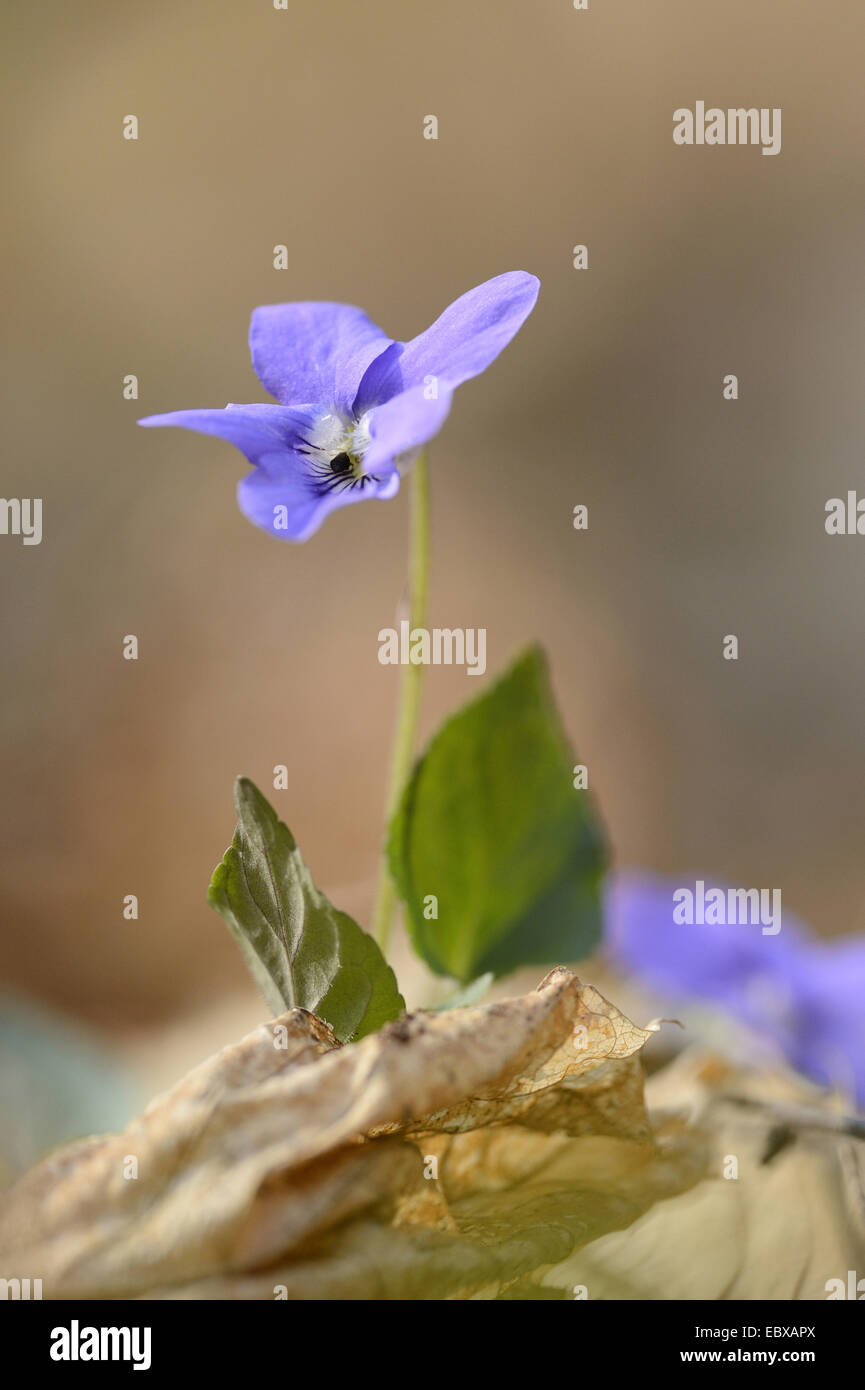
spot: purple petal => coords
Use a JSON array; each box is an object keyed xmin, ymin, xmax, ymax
[
  {"xmin": 604, "ymin": 871, "xmax": 808, "ymax": 1045},
  {"xmin": 137, "ymin": 404, "xmax": 315, "ymax": 468},
  {"xmin": 238, "ymin": 465, "xmax": 399, "ymax": 543},
  {"xmin": 363, "ymin": 384, "xmax": 454, "ymax": 473},
  {"xmin": 354, "ymin": 271, "xmax": 540, "ymax": 410},
  {"xmin": 789, "ymin": 941, "xmax": 865, "ymax": 1098},
  {"xmin": 605, "ymin": 870, "xmax": 865, "ymax": 1102},
  {"xmin": 140, "ymin": 402, "xmax": 402, "ymax": 542},
  {"xmin": 249, "ymin": 303, "xmax": 392, "ymax": 414}
]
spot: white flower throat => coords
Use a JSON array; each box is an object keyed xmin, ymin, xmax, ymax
[
  {"xmin": 300, "ymin": 410, "xmax": 416, "ymax": 496},
  {"xmin": 302, "ymin": 412, "xmax": 374, "ymax": 494}
]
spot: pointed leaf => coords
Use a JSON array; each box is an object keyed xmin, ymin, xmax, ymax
[
  {"xmin": 208, "ymin": 778, "xmax": 404, "ymax": 1041},
  {"xmin": 388, "ymin": 647, "xmax": 607, "ymax": 982}
]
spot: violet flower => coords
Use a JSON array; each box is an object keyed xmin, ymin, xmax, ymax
[
  {"xmin": 605, "ymin": 871, "xmax": 865, "ymax": 1104},
  {"xmin": 139, "ymin": 271, "xmax": 539, "ymax": 541}
]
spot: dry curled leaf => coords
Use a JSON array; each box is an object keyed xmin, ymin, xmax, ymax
[
  {"xmin": 543, "ymin": 1047, "xmax": 865, "ymax": 1301},
  {"xmin": 0, "ymin": 968, "xmax": 704, "ymax": 1300}
]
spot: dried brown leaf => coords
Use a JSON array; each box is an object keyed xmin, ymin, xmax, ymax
[
  {"xmin": 0, "ymin": 968, "xmax": 703, "ymax": 1299},
  {"xmin": 543, "ymin": 1048, "xmax": 865, "ymax": 1301}
]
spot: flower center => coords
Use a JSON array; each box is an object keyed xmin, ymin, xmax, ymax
[{"xmin": 302, "ymin": 413, "xmax": 375, "ymax": 496}]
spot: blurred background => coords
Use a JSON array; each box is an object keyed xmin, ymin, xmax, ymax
[{"xmin": 2, "ymin": 0, "xmax": 865, "ymax": 1168}]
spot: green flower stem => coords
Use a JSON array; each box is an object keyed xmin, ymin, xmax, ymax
[{"xmin": 372, "ymin": 451, "xmax": 430, "ymax": 954}]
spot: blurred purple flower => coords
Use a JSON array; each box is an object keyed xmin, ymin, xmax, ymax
[
  {"xmin": 139, "ymin": 271, "xmax": 539, "ymax": 541},
  {"xmin": 605, "ymin": 871, "xmax": 865, "ymax": 1104}
]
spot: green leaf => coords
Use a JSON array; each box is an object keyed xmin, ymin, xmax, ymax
[
  {"xmin": 429, "ymin": 972, "xmax": 495, "ymax": 1012},
  {"xmin": 388, "ymin": 646, "xmax": 607, "ymax": 983},
  {"xmin": 208, "ymin": 778, "xmax": 404, "ymax": 1042}
]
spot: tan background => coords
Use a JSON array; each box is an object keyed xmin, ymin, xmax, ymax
[{"xmin": 1, "ymin": 2, "xmax": 864, "ymax": 1087}]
